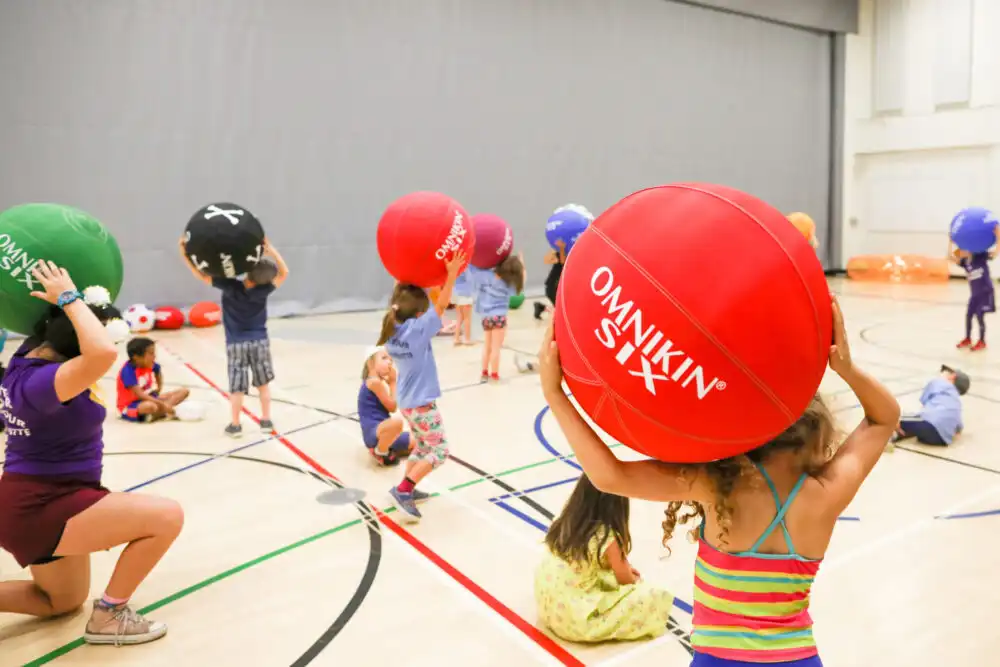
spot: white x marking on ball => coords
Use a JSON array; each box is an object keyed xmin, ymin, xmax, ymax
[{"xmin": 204, "ymin": 205, "xmax": 245, "ymax": 226}]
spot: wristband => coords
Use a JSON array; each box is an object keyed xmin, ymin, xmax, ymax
[{"xmin": 56, "ymin": 290, "xmax": 83, "ymax": 308}]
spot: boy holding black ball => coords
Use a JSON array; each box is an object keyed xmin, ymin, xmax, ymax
[{"xmin": 179, "ymin": 237, "xmax": 289, "ymax": 437}]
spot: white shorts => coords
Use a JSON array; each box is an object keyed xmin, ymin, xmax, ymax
[{"xmin": 452, "ymin": 295, "xmax": 474, "ymax": 306}]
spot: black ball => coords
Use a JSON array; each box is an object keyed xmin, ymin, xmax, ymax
[{"xmin": 184, "ymin": 203, "xmax": 266, "ymax": 279}]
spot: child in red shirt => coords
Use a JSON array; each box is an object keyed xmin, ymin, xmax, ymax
[{"xmin": 117, "ymin": 337, "xmax": 190, "ymax": 422}]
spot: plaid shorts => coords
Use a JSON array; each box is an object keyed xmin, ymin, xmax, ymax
[{"xmin": 227, "ymin": 339, "xmax": 275, "ymax": 394}]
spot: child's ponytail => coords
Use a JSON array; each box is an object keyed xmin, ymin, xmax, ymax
[{"xmin": 376, "ymin": 308, "xmax": 398, "ymax": 346}]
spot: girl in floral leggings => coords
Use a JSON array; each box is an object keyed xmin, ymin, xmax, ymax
[{"xmin": 378, "ymin": 252, "xmax": 466, "ymax": 522}]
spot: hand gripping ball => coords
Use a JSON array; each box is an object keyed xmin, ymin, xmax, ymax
[
  {"xmin": 376, "ymin": 192, "xmax": 475, "ymax": 288},
  {"xmin": 184, "ymin": 203, "xmax": 266, "ymax": 279},
  {"xmin": 949, "ymin": 207, "xmax": 998, "ymax": 254},
  {"xmin": 0, "ymin": 204, "xmax": 124, "ymax": 335},
  {"xmin": 546, "ymin": 204, "xmax": 593, "ymax": 253},
  {"xmin": 553, "ymin": 183, "xmax": 832, "ymax": 464},
  {"xmin": 470, "ymin": 214, "xmax": 514, "ymax": 269}
]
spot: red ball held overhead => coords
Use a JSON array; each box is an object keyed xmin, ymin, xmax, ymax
[
  {"xmin": 376, "ymin": 191, "xmax": 475, "ymax": 288},
  {"xmin": 553, "ymin": 182, "xmax": 832, "ymax": 464}
]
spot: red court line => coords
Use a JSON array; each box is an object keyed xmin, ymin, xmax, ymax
[{"xmin": 176, "ymin": 354, "xmax": 584, "ymax": 666}]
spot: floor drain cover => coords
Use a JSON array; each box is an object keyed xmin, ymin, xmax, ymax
[{"xmin": 316, "ymin": 487, "xmax": 367, "ymax": 505}]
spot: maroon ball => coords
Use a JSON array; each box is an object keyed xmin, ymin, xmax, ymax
[{"xmin": 470, "ymin": 214, "xmax": 513, "ymax": 269}]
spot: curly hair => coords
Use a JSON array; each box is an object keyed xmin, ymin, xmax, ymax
[{"xmin": 661, "ymin": 394, "xmax": 838, "ymax": 553}]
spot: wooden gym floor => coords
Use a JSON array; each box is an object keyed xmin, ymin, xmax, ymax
[{"xmin": 2, "ymin": 276, "xmax": 1000, "ymax": 667}]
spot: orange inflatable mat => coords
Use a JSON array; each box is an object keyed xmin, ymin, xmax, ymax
[{"xmin": 846, "ymin": 254, "xmax": 950, "ymax": 283}]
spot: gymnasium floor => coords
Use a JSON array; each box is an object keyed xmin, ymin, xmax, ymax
[{"xmin": 2, "ymin": 276, "xmax": 999, "ymax": 667}]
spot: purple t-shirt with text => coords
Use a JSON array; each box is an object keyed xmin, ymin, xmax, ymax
[{"xmin": 1, "ymin": 350, "xmax": 107, "ymax": 479}]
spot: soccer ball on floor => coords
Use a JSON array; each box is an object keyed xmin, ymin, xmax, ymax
[{"xmin": 124, "ymin": 304, "xmax": 156, "ymax": 333}]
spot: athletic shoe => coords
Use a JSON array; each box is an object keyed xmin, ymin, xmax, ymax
[
  {"xmin": 370, "ymin": 449, "xmax": 400, "ymax": 467},
  {"xmin": 972, "ymin": 340, "xmax": 987, "ymax": 352},
  {"xmin": 957, "ymin": 338, "xmax": 972, "ymax": 349},
  {"xmin": 260, "ymin": 419, "xmax": 275, "ymax": 432},
  {"xmin": 224, "ymin": 423, "xmax": 242, "ymax": 438},
  {"xmin": 84, "ymin": 601, "xmax": 167, "ymax": 646},
  {"xmin": 389, "ymin": 486, "xmax": 422, "ymax": 521}
]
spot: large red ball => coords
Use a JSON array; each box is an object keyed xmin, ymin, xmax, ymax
[
  {"xmin": 470, "ymin": 214, "xmax": 513, "ymax": 269},
  {"xmin": 154, "ymin": 306, "xmax": 185, "ymax": 330},
  {"xmin": 376, "ymin": 192, "xmax": 475, "ymax": 287},
  {"xmin": 553, "ymin": 183, "xmax": 831, "ymax": 463}
]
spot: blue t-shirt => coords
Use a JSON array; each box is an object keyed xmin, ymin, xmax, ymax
[
  {"xmin": 212, "ymin": 278, "xmax": 276, "ymax": 344},
  {"xmin": 453, "ymin": 269, "xmax": 473, "ymax": 298},
  {"xmin": 384, "ymin": 309, "xmax": 442, "ymax": 410},
  {"xmin": 476, "ymin": 271, "xmax": 515, "ymax": 317},
  {"xmin": 918, "ymin": 377, "xmax": 963, "ymax": 444},
  {"xmin": 357, "ymin": 381, "xmax": 390, "ymax": 432}
]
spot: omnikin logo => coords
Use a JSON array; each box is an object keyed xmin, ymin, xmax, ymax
[{"xmin": 589, "ymin": 266, "xmax": 726, "ymax": 399}]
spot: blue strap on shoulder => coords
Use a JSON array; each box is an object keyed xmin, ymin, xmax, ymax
[{"xmin": 747, "ymin": 464, "xmax": 809, "ymax": 555}]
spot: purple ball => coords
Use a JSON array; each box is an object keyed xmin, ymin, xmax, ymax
[{"xmin": 470, "ymin": 214, "xmax": 513, "ymax": 268}]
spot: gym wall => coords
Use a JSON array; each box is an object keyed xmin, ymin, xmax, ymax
[
  {"xmin": 0, "ymin": 0, "xmax": 842, "ymax": 315},
  {"xmin": 842, "ymin": 0, "xmax": 1000, "ymax": 266}
]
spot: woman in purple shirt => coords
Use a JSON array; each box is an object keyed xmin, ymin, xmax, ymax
[{"xmin": 0, "ymin": 261, "xmax": 183, "ymax": 645}]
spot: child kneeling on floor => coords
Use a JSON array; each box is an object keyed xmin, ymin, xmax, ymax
[
  {"xmin": 358, "ymin": 345, "xmax": 412, "ymax": 466},
  {"xmin": 117, "ymin": 337, "xmax": 190, "ymax": 422},
  {"xmin": 535, "ymin": 475, "xmax": 674, "ymax": 643},
  {"xmin": 890, "ymin": 364, "xmax": 969, "ymax": 447}
]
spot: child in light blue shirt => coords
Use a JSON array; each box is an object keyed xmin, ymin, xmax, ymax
[
  {"xmin": 378, "ymin": 252, "xmax": 466, "ymax": 521},
  {"xmin": 474, "ymin": 253, "xmax": 526, "ymax": 383},
  {"xmin": 891, "ymin": 365, "xmax": 968, "ymax": 446}
]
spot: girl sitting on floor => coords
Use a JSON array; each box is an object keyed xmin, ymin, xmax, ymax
[
  {"xmin": 358, "ymin": 345, "xmax": 412, "ymax": 466},
  {"xmin": 534, "ymin": 475, "xmax": 674, "ymax": 643}
]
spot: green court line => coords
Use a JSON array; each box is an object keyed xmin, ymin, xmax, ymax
[{"xmin": 24, "ymin": 445, "xmax": 615, "ymax": 665}]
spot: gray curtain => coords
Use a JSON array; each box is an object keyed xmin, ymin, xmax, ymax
[{"xmin": 0, "ymin": 0, "xmax": 833, "ymax": 315}]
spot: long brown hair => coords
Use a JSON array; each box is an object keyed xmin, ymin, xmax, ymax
[
  {"xmin": 661, "ymin": 394, "xmax": 838, "ymax": 552},
  {"xmin": 545, "ymin": 475, "xmax": 631, "ymax": 565},
  {"xmin": 376, "ymin": 284, "xmax": 431, "ymax": 346},
  {"xmin": 495, "ymin": 254, "xmax": 525, "ymax": 295}
]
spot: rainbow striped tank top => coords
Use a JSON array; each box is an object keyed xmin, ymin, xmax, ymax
[{"xmin": 691, "ymin": 465, "xmax": 822, "ymax": 664}]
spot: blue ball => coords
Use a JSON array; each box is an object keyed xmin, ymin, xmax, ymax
[
  {"xmin": 950, "ymin": 207, "xmax": 998, "ymax": 253},
  {"xmin": 546, "ymin": 209, "xmax": 590, "ymax": 252}
]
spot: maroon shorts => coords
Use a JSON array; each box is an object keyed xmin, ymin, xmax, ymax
[{"xmin": 0, "ymin": 472, "xmax": 110, "ymax": 568}]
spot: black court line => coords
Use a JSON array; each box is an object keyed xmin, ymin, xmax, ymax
[
  {"xmin": 107, "ymin": 450, "xmax": 381, "ymax": 667},
  {"xmin": 253, "ymin": 396, "xmax": 567, "ymax": 523},
  {"xmin": 895, "ymin": 444, "xmax": 1000, "ymax": 477}
]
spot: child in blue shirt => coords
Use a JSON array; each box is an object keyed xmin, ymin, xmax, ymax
[
  {"xmin": 474, "ymin": 253, "xmax": 526, "ymax": 383},
  {"xmin": 179, "ymin": 236, "xmax": 289, "ymax": 437},
  {"xmin": 378, "ymin": 251, "xmax": 466, "ymax": 521},
  {"xmin": 891, "ymin": 365, "xmax": 969, "ymax": 446},
  {"xmin": 452, "ymin": 269, "xmax": 474, "ymax": 346}
]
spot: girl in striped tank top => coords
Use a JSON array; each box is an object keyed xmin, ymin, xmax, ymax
[{"xmin": 537, "ymin": 296, "xmax": 900, "ymax": 666}]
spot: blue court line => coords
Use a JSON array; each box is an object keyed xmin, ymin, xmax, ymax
[
  {"xmin": 489, "ymin": 475, "xmax": 581, "ymax": 502},
  {"xmin": 123, "ymin": 418, "xmax": 337, "ymax": 492},
  {"xmin": 937, "ymin": 508, "xmax": 1000, "ymax": 520},
  {"xmin": 533, "ymin": 405, "xmax": 583, "ymax": 471},
  {"xmin": 491, "ymin": 496, "xmax": 694, "ymax": 615},
  {"xmin": 494, "ymin": 500, "xmax": 551, "ymax": 532}
]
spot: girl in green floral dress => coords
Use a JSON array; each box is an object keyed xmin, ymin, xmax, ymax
[{"xmin": 534, "ymin": 475, "xmax": 674, "ymax": 643}]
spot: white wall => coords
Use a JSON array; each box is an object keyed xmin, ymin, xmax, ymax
[{"xmin": 841, "ymin": 0, "xmax": 1000, "ymax": 266}]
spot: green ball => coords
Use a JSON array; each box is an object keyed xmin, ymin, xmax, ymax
[
  {"xmin": 0, "ymin": 204, "xmax": 124, "ymax": 335},
  {"xmin": 509, "ymin": 293, "xmax": 525, "ymax": 310}
]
